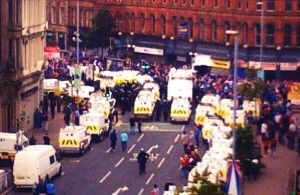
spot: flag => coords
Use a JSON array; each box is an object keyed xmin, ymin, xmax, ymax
[{"xmin": 226, "ymin": 160, "xmax": 242, "ymax": 195}]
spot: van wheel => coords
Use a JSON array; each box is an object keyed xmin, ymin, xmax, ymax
[
  {"xmin": 58, "ymin": 166, "xmax": 63, "ymax": 176},
  {"xmin": 45, "ymin": 175, "xmax": 50, "ymax": 183}
]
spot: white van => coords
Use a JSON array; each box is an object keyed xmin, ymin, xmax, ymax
[
  {"xmin": 13, "ymin": 145, "xmax": 62, "ymax": 188},
  {"xmin": 0, "ymin": 131, "xmax": 29, "ymax": 162}
]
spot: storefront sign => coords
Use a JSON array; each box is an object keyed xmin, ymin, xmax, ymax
[
  {"xmin": 248, "ymin": 61, "xmax": 261, "ymax": 69},
  {"xmin": 211, "ymin": 59, "xmax": 230, "ymax": 69},
  {"xmin": 237, "ymin": 60, "xmax": 248, "ymax": 68},
  {"xmin": 134, "ymin": 46, "xmax": 164, "ymax": 56},
  {"xmin": 176, "ymin": 56, "xmax": 187, "ymax": 62},
  {"xmin": 262, "ymin": 62, "xmax": 276, "ymax": 71},
  {"xmin": 280, "ymin": 63, "xmax": 298, "ymax": 71},
  {"xmin": 288, "ymin": 82, "xmax": 300, "ymax": 105},
  {"xmin": 44, "ymin": 46, "xmax": 60, "ymax": 59}
]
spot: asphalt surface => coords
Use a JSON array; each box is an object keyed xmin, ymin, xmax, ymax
[{"xmin": 2, "ymin": 111, "xmax": 300, "ymax": 195}]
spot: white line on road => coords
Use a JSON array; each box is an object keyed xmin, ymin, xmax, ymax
[
  {"xmin": 61, "ymin": 172, "xmax": 65, "ymax": 176},
  {"xmin": 181, "ymin": 125, "xmax": 186, "ymax": 132},
  {"xmin": 105, "ymin": 148, "xmax": 111, "ymax": 154},
  {"xmin": 127, "ymin": 144, "xmax": 136, "ymax": 154},
  {"xmin": 167, "ymin": 144, "xmax": 174, "ymax": 154},
  {"xmin": 157, "ymin": 158, "xmax": 165, "ymax": 168},
  {"xmin": 145, "ymin": 173, "xmax": 154, "ymax": 185},
  {"xmin": 137, "ymin": 134, "xmax": 144, "ymax": 142},
  {"xmin": 115, "ymin": 157, "xmax": 125, "ymax": 168},
  {"xmin": 137, "ymin": 188, "xmax": 144, "ymax": 195},
  {"xmin": 99, "ymin": 171, "xmax": 111, "ymax": 183},
  {"xmin": 174, "ymin": 134, "xmax": 180, "ymax": 143}
]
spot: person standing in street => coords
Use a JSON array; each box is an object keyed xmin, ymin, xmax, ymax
[
  {"xmin": 110, "ymin": 129, "xmax": 117, "ymax": 152},
  {"xmin": 120, "ymin": 131, "xmax": 128, "ymax": 151},
  {"xmin": 46, "ymin": 180, "xmax": 55, "ymax": 195},
  {"xmin": 193, "ymin": 125, "xmax": 201, "ymax": 147},
  {"xmin": 129, "ymin": 115, "xmax": 136, "ymax": 134},
  {"xmin": 137, "ymin": 119, "xmax": 142, "ymax": 134},
  {"xmin": 74, "ymin": 107, "xmax": 80, "ymax": 126},
  {"xmin": 151, "ymin": 184, "xmax": 160, "ymax": 195},
  {"xmin": 43, "ymin": 133, "xmax": 51, "ymax": 145},
  {"xmin": 50, "ymin": 98, "xmax": 56, "ymax": 119},
  {"xmin": 29, "ymin": 135, "xmax": 37, "ymax": 145},
  {"xmin": 137, "ymin": 148, "xmax": 149, "ymax": 174},
  {"xmin": 180, "ymin": 131, "xmax": 189, "ymax": 154}
]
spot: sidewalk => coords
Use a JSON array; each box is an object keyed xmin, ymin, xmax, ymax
[{"xmin": 243, "ymin": 137, "xmax": 300, "ymax": 195}]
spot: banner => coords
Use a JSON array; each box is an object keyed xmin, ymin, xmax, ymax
[
  {"xmin": 287, "ymin": 82, "xmax": 300, "ymax": 106},
  {"xmin": 134, "ymin": 46, "xmax": 164, "ymax": 56},
  {"xmin": 211, "ymin": 59, "xmax": 230, "ymax": 69},
  {"xmin": 262, "ymin": 62, "xmax": 276, "ymax": 71},
  {"xmin": 280, "ymin": 62, "xmax": 298, "ymax": 71},
  {"xmin": 248, "ymin": 61, "xmax": 261, "ymax": 69}
]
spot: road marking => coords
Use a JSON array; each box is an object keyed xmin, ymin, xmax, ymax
[
  {"xmin": 174, "ymin": 134, "xmax": 180, "ymax": 142},
  {"xmin": 167, "ymin": 144, "xmax": 174, "ymax": 154},
  {"xmin": 61, "ymin": 172, "xmax": 65, "ymax": 176},
  {"xmin": 115, "ymin": 157, "xmax": 125, "ymax": 168},
  {"xmin": 137, "ymin": 134, "xmax": 144, "ymax": 142},
  {"xmin": 145, "ymin": 173, "xmax": 154, "ymax": 185},
  {"xmin": 157, "ymin": 157, "xmax": 165, "ymax": 168},
  {"xmin": 99, "ymin": 171, "xmax": 111, "ymax": 183},
  {"xmin": 105, "ymin": 148, "xmax": 111, "ymax": 154},
  {"xmin": 181, "ymin": 125, "xmax": 186, "ymax": 132},
  {"xmin": 127, "ymin": 144, "xmax": 136, "ymax": 154},
  {"xmin": 137, "ymin": 188, "xmax": 144, "ymax": 195}
]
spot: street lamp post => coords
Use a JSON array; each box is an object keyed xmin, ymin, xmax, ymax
[
  {"xmin": 257, "ymin": 2, "xmax": 265, "ymax": 80},
  {"xmin": 76, "ymin": 0, "xmax": 80, "ymax": 66},
  {"xmin": 226, "ymin": 30, "xmax": 239, "ymax": 160}
]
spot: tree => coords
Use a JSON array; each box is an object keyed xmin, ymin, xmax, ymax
[{"xmin": 86, "ymin": 5, "xmax": 115, "ymax": 58}]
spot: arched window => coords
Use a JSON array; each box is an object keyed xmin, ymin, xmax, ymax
[
  {"xmin": 255, "ymin": 23, "xmax": 261, "ymax": 45},
  {"xmin": 266, "ymin": 23, "xmax": 275, "ymax": 46},
  {"xmin": 124, "ymin": 13, "xmax": 129, "ymax": 33},
  {"xmin": 284, "ymin": 24, "xmax": 292, "ymax": 46},
  {"xmin": 297, "ymin": 25, "xmax": 300, "ymax": 46},
  {"xmin": 212, "ymin": 20, "xmax": 217, "ymax": 41},
  {"xmin": 199, "ymin": 19, "xmax": 205, "ymax": 41},
  {"xmin": 242, "ymin": 23, "xmax": 249, "ymax": 43},
  {"xmin": 150, "ymin": 14, "xmax": 156, "ymax": 34},
  {"xmin": 224, "ymin": 21, "xmax": 230, "ymax": 42},
  {"xmin": 130, "ymin": 13, "xmax": 135, "ymax": 32},
  {"xmin": 187, "ymin": 18, "xmax": 193, "ymax": 38},
  {"xmin": 266, "ymin": 0, "xmax": 275, "ymax": 10},
  {"xmin": 172, "ymin": 16, "xmax": 178, "ymax": 36},
  {"xmin": 115, "ymin": 12, "xmax": 122, "ymax": 32},
  {"xmin": 161, "ymin": 15, "xmax": 166, "ymax": 35},
  {"xmin": 140, "ymin": 13, "xmax": 145, "ymax": 33}
]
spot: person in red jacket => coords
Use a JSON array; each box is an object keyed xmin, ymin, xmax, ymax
[{"xmin": 180, "ymin": 154, "xmax": 189, "ymax": 178}]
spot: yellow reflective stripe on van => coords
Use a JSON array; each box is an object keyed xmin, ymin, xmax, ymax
[
  {"xmin": 85, "ymin": 125, "xmax": 100, "ymax": 134},
  {"xmin": 171, "ymin": 109, "xmax": 188, "ymax": 116},
  {"xmin": 59, "ymin": 139, "xmax": 80, "ymax": 147},
  {"xmin": 219, "ymin": 110, "xmax": 230, "ymax": 117},
  {"xmin": 104, "ymin": 111, "xmax": 109, "ymax": 118},
  {"xmin": 134, "ymin": 107, "xmax": 151, "ymax": 114},
  {"xmin": 195, "ymin": 115, "xmax": 206, "ymax": 123}
]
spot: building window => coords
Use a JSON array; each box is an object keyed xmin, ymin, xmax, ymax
[
  {"xmin": 284, "ymin": 24, "xmax": 292, "ymax": 46},
  {"xmin": 152, "ymin": 0, "xmax": 156, "ymax": 3},
  {"xmin": 285, "ymin": 0, "xmax": 292, "ymax": 11},
  {"xmin": 16, "ymin": 38, "xmax": 20, "ymax": 69},
  {"xmin": 182, "ymin": 0, "xmax": 186, "ymax": 5},
  {"xmin": 188, "ymin": 18, "xmax": 193, "ymax": 38},
  {"xmin": 201, "ymin": 0, "xmax": 205, "ymax": 6},
  {"xmin": 161, "ymin": 16, "xmax": 166, "ymax": 35},
  {"xmin": 224, "ymin": 21, "xmax": 230, "ymax": 42},
  {"xmin": 174, "ymin": 0, "xmax": 178, "ymax": 4},
  {"xmin": 266, "ymin": 0, "xmax": 275, "ymax": 11},
  {"xmin": 297, "ymin": 25, "xmax": 300, "ymax": 46},
  {"xmin": 226, "ymin": 0, "xmax": 231, "ymax": 8},
  {"xmin": 8, "ymin": 39, "xmax": 13, "ymax": 59},
  {"xmin": 242, "ymin": 23, "xmax": 249, "ymax": 43},
  {"xmin": 245, "ymin": 0, "xmax": 249, "ymax": 9},
  {"xmin": 130, "ymin": 13, "xmax": 135, "ymax": 32},
  {"xmin": 190, "ymin": 0, "xmax": 194, "ymax": 6},
  {"xmin": 16, "ymin": 0, "xmax": 20, "ymax": 24},
  {"xmin": 255, "ymin": 24, "xmax": 261, "ymax": 45},
  {"xmin": 298, "ymin": 0, "xmax": 300, "ymax": 10},
  {"xmin": 150, "ymin": 14, "xmax": 156, "ymax": 34},
  {"xmin": 266, "ymin": 24, "xmax": 275, "ymax": 46},
  {"xmin": 212, "ymin": 20, "xmax": 217, "ymax": 41},
  {"xmin": 238, "ymin": 0, "xmax": 242, "ymax": 9},
  {"xmin": 140, "ymin": 14, "xmax": 145, "ymax": 32},
  {"xmin": 162, "ymin": 0, "xmax": 166, "ymax": 4},
  {"xmin": 214, "ymin": 0, "xmax": 218, "ymax": 7},
  {"xmin": 8, "ymin": 1, "xmax": 13, "ymax": 23},
  {"xmin": 199, "ymin": 19, "xmax": 205, "ymax": 41},
  {"xmin": 173, "ymin": 17, "xmax": 178, "ymax": 36},
  {"xmin": 59, "ymin": 7, "xmax": 66, "ymax": 25},
  {"xmin": 51, "ymin": 6, "xmax": 57, "ymax": 24}
]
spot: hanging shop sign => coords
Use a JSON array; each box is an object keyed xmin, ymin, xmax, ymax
[
  {"xmin": 211, "ymin": 59, "xmax": 230, "ymax": 69},
  {"xmin": 134, "ymin": 46, "xmax": 164, "ymax": 56}
]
